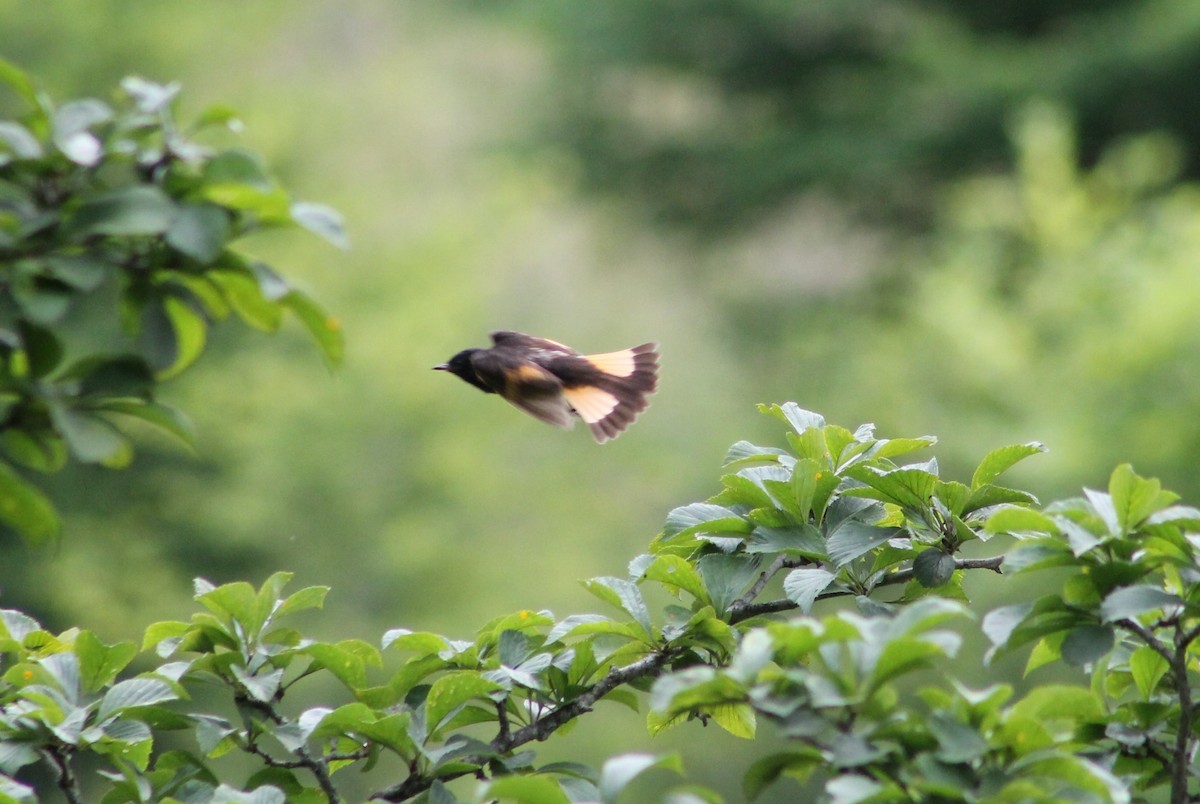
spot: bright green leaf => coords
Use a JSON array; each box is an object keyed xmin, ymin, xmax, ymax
[
  {"xmin": 971, "ymin": 442, "xmax": 1047, "ymax": 489},
  {"xmin": 68, "ymin": 186, "xmax": 177, "ymax": 237},
  {"xmin": 781, "ymin": 567, "xmax": 835, "ymax": 614},
  {"xmin": 1099, "ymin": 585, "xmax": 1182, "ymax": 623},
  {"xmin": 0, "ymin": 461, "xmax": 59, "ymax": 546},
  {"xmin": 1060, "ymin": 625, "xmax": 1114, "ymax": 667},
  {"xmin": 599, "ymin": 752, "xmax": 683, "ymax": 803},
  {"xmin": 291, "ymin": 201, "xmax": 349, "ymax": 249},
  {"xmin": 481, "ymin": 774, "xmax": 570, "ymax": 804},
  {"xmin": 425, "ymin": 672, "xmax": 501, "ymax": 731},
  {"xmin": 1129, "ymin": 645, "xmax": 1169, "ymax": 700},
  {"xmin": 166, "ymin": 203, "xmax": 230, "ymax": 263}
]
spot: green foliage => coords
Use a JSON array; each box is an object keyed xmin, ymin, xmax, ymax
[
  {"xmin": 0, "ymin": 62, "xmax": 344, "ymax": 546},
  {"xmin": 509, "ymin": 1, "xmax": 1200, "ymax": 232},
  {"xmin": 2, "ymin": 406, "xmax": 1196, "ymax": 802}
]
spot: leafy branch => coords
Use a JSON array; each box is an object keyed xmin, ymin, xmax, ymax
[{"xmin": 0, "ymin": 60, "xmax": 345, "ymax": 547}]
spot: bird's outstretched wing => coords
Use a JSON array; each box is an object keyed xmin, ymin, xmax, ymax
[{"xmin": 470, "ymin": 346, "xmax": 574, "ymax": 429}]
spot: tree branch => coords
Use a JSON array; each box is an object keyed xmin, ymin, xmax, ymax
[
  {"xmin": 728, "ymin": 555, "xmax": 1004, "ymax": 625},
  {"xmin": 238, "ymin": 693, "xmax": 344, "ymax": 804},
  {"xmin": 728, "ymin": 554, "xmax": 791, "ymax": 617},
  {"xmin": 1169, "ymin": 628, "xmax": 1196, "ymax": 804},
  {"xmin": 371, "ymin": 647, "xmax": 681, "ymax": 802},
  {"xmin": 43, "ymin": 746, "xmax": 82, "ymax": 804}
]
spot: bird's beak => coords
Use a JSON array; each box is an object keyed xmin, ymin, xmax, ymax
[{"xmin": 433, "ymin": 364, "xmax": 449, "ymax": 371}]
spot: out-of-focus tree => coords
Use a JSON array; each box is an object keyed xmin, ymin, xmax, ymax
[
  {"xmin": 509, "ymin": 0, "xmax": 1200, "ymax": 233},
  {"xmin": 774, "ymin": 105, "xmax": 1200, "ymax": 501}
]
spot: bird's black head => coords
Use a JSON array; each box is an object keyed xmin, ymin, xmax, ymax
[{"xmin": 434, "ymin": 348, "xmax": 492, "ymax": 393}]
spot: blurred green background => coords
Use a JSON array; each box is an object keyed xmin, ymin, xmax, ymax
[{"xmin": 4, "ymin": 1, "xmax": 1200, "ymax": 800}]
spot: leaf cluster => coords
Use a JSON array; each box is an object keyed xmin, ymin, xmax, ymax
[
  {"xmin": 1, "ymin": 404, "xmax": 1152, "ymax": 804},
  {"xmin": 0, "ymin": 62, "xmax": 344, "ymax": 546}
]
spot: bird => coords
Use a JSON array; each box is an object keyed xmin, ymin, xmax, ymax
[{"xmin": 434, "ymin": 331, "xmax": 659, "ymax": 443}]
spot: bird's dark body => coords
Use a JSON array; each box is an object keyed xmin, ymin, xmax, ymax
[{"xmin": 435, "ymin": 331, "xmax": 659, "ymax": 443}]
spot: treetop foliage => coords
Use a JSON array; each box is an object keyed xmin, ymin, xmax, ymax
[
  {"xmin": 0, "ymin": 400, "xmax": 1197, "ymax": 802},
  {"xmin": 0, "ymin": 59, "xmax": 345, "ymax": 547}
]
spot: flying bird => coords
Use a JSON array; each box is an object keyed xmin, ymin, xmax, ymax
[{"xmin": 434, "ymin": 331, "xmax": 659, "ymax": 443}]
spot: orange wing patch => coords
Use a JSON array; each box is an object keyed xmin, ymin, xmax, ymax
[
  {"xmin": 562, "ymin": 385, "xmax": 620, "ymax": 424},
  {"xmin": 516, "ymin": 364, "xmax": 553, "ymax": 382},
  {"xmin": 583, "ymin": 349, "xmax": 637, "ymax": 378}
]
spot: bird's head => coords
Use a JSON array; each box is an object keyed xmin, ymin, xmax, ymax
[{"xmin": 433, "ymin": 348, "xmax": 491, "ymax": 392}]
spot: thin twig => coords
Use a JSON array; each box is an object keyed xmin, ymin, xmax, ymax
[
  {"xmin": 495, "ymin": 697, "xmax": 512, "ymax": 744},
  {"xmin": 238, "ymin": 693, "xmax": 344, "ymax": 804},
  {"xmin": 44, "ymin": 746, "xmax": 82, "ymax": 804},
  {"xmin": 728, "ymin": 554, "xmax": 791, "ymax": 617},
  {"xmin": 371, "ymin": 648, "xmax": 681, "ymax": 802},
  {"xmin": 1169, "ymin": 628, "xmax": 1195, "ymax": 804},
  {"xmin": 729, "ymin": 555, "xmax": 1004, "ymax": 625}
]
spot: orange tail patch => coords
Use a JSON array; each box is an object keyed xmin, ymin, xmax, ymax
[{"xmin": 566, "ymin": 343, "xmax": 659, "ymax": 443}]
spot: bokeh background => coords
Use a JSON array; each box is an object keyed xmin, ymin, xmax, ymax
[{"xmin": 4, "ymin": 2, "xmax": 1200, "ymax": 800}]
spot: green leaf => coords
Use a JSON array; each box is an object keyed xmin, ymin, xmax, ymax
[
  {"xmin": 48, "ymin": 405, "xmax": 128, "ymax": 464},
  {"xmin": 781, "ymin": 567, "xmax": 835, "ymax": 614},
  {"xmin": 52, "ymin": 99, "xmax": 110, "ymax": 165},
  {"xmin": 275, "ymin": 585, "xmax": 329, "ymax": 618},
  {"xmin": 291, "ymin": 202, "xmax": 349, "ymax": 249},
  {"xmin": 166, "ymin": 203, "xmax": 230, "ymax": 263},
  {"xmin": 210, "ymin": 267, "xmax": 284, "ymax": 331},
  {"xmin": 0, "ymin": 429, "xmax": 67, "ymax": 474},
  {"xmin": 65, "ymin": 354, "xmax": 155, "ymax": 398},
  {"xmin": 43, "ymin": 255, "xmax": 109, "ymax": 291},
  {"xmin": 927, "ymin": 713, "xmax": 988, "ymax": 763},
  {"xmin": 203, "ymin": 148, "xmax": 273, "ymax": 189},
  {"xmin": 868, "ymin": 436, "xmax": 937, "ymax": 462},
  {"xmin": 984, "ymin": 506, "xmax": 1058, "ymax": 537},
  {"xmin": 642, "ymin": 555, "xmax": 709, "ymax": 606},
  {"xmin": 581, "ymin": 577, "xmax": 653, "ymax": 637},
  {"xmin": 710, "ymin": 702, "xmax": 756, "ymax": 738},
  {"xmin": 1060, "ymin": 624, "xmax": 1114, "ymax": 667},
  {"xmin": 0, "ymin": 58, "xmax": 41, "ymax": 108},
  {"xmin": 482, "ymin": 775, "xmax": 571, "ymax": 804},
  {"xmin": 661, "ymin": 502, "xmax": 750, "ymax": 540},
  {"xmin": 695, "ymin": 554, "xmax": 760, "ymax": 616},
  {"xmin": 92, "ymin": 400, "xmax": 196, "ymax": 449},
  {"xmin": 304, "ymin": 641, "xmax": 380, "ymax": 690},
  {"xmin": 280, "ymin": 289, "xmax": 343, "ymax": 369},
  {"xmin": 913, "ymin": 549, "xmax": 956, "ymax": 588},
  {"xmin": 157, "ymin": 296, "xmax": 207, "ymax": 379},
  {"xmin": 74, "ymin": 631, "xmax": 136, "ymax": 692},
  {"xmin": 97, "ymin": 677, "xmax": 177, "ymax": 719},
  {"xmin": 0, "ymin": 120, "xmax": 42, "ymax": 160},
  {"xmin": 723, "ymin": 440, "xmax": 789, "ymax": 467},
  {"xmin": 68, "ymin": 186, "xmax": 178, "ymax": 237},
  {"xmin": 1129, "ymin": 645, "xmax": 1169, "ymax": 700},
  {"xmin": 18, "ymin": 320, "xmax": 63, "ymax": 378},
  {"xmin": 209, "ymin": 783, "xmax": 286, "ymax": 804},
  {"xmin": 1099, "ymin": 585, "xmax": 1182, "ymax": 623},
  {"xmin": 1008, "ymin": 684, "xmax": 1105, "ymax": 724},
  {"xmin": 848, "ymin": 466, "xmax": 938, "ymax": 510},
  {"xmin": 12, "ymin": 277, "xmax": 72, "ymax": 325},
  {"xmin": 826, "ymin": 521, "xmax": 897, "ymax": 568},
  {"xmin": 424, "ymin": 672, "xmax": 501, "ymax": 731},
  {"xmin": 758, "ymin": 402, "xmax": 824, "ymax": 435},
  {"xmin": 745, "ymin": 524, "xmax": 825, "ymax": 559},
  {"xmin": 599, "ymin": 753, "xmax": 683, "ymax": 803},
  {"xmin": 1109, "ymin": 464, "xmax": 1177, "ymax": 533},
  {"xmin": 981, "ymin": 603, "xmax": 1033, "ymax": 648},
  {"xmin": 743, "ymin": 749, "xmax": 823, "ymax": 800},
  {"xmin": 971, "ymin": 442, "xmax": 1047, "ymax": 488},
  {"xmin": 0, "ymin": 460, "xmax": 59, "ymax": 545},
  {"xmin": 0, "ymin": 773, "xmax": 36, "ymax": 803}
]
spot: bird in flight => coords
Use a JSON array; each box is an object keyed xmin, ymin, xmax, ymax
[{"xmin": 435, "ymin": 331, "xmax": 659, "ymax": 443}]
